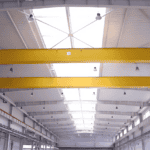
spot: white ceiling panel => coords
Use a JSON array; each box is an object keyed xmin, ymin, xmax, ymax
[
  {"xmin": 96, "ymin": 104, "xmax": 139, "ymax": 112},
  {"xmin": 23, "ymin": 104, "xmax": 66, "ymax": 112},
  {"xmin": 95, "ymin": 120, "xmax": 124, "ymax": 125},
  {"xmin": 102, "ymin": 63, "xmax": 150, "ymax": 77},
  {"xmin": 0, "ymin": 64, "xmax": 51, "ymax": 77},
  {"xmin": 95, "ymin": 114, "xmax": 131, "ymax": 120},
  {"xmin": 6, "ymin": 89, "xmax": 63, "ymax": 102},
  {"xmin": 34, "ymin": 114, "xmax": 70, "ymax": 119},
  {"xmin": 98, "ymin": 89, "xmax": 150, "ymax": 102}
]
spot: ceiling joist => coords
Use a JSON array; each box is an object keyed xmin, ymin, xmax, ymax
[
  {"xmin": 15, "ymin": 100, "xmax": 149, "ymax": 107},
  {"xmin": 38, "ymin": 118, "xmax": 130, "ymax": 123},
  {"xmin": 28, "ymin": 110, "xmax": 137, "ymax": 116}
]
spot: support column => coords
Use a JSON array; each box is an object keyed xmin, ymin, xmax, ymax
[
  {"xmin": 31, "ymin": 142, "xmax": 34, "ymax": 150},
  {"xmin": 8, "ymin": 104, "xmax": 13, "ymax": 128},
  {"xmin": 132, "ymin": 121, "xmax": 135, "ymax": 138},
  {"xmin": 5, "ymin": 133, "xmax": 10, "ymax": 150},
  {"xmin": 122, "ymin": 130, "xmax": 124, "ymax": 136},
  {"xmin": 40, "ymin": 126, "xmax": 42, "ymax": 133},
  {"xmin": 22, "ymin": 114, "xmax": 27, "ymax": 134},
  {"xmin": 19, "ymin": 138, "xmax": 24, "ymax": 150},
  {"xmin": 139, "ymin": 113, "xmax": 145, "ymax": 150},
  {"xmin": 33, "ymin": 121, "xmax": 35, "ymax": 129}
]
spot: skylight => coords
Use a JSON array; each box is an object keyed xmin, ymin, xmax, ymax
[{"xmin": 33, "ymin": 7, "xmax": 106, "ymax": 133}]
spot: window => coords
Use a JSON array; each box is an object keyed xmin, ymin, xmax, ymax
[
  {"xmin": 143, "ymin": 110, "xmax": 150, "ymax": 120},
  {"xmin": 23, "ymin": 145, "xmax": 32, "ymax": 148},
  {"xmin": 134, "ymin": 118, "xmax": 140, "ymax": 126},
  {"xmin": 117, "ymin": 135, "xmax": 119, "ymax": 139},
  {"xmin": 120, "ymin": 132, "xmax": 122, "ymax": 137},
  {"xmin": 124, "ymin": 129, "xmax": 127, "ymax": 134},
  {"xmin": 128, "ymin": 125, "xmax": 132, "ymax": 131}
]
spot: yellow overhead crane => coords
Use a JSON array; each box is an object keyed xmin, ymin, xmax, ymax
[
  {"xmin": 0, "ymin": 48, "xmax": 150, "ymax": 64},
  {"xmin": 0, "ymin": 48, "xmax": 150, "ymax": 88}
]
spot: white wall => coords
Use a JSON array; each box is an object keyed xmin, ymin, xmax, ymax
[
  {"xmin": 0, "ymin": 115, "xmax": 8, "ymax": 126},
  {"xmin": 12, "ymin": 107, "xmax": 23, "ymax": 122},
  {"xmin": 25, "ymin": 117, "xmax": 33, "ymax": 127}
]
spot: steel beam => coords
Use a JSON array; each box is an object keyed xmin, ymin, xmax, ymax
[
  {"xmin": 1, "ymin": 48, "xmax": 150, "ymax": 64},
  {"xmin": 66, "ymin": 7, "xmax": 74, "ymax": 48},
  {"xmin": 45, "ymin": 123, "xmax": 74, "ymax": 127},
  {"xmin": 52, "ymin": 127, "xmax": 76, "ymax": 131},
  {"xmin": 28, "ymin": 110, "xmax": 137, "ymax": 116},
  {"xmin": 57, "ymin": 131, "xmax": 115, "ymax": 135},
  {"xmin": 15, "ymin": 100, "xmax": 149, "ymax": 107},
  {"xmin": 0, "ymin": 0, "xmax": 150, "ymax": 10},
  {"xmin": 95, "ymin": 123, "xmax": 122, "ymax": 127},
  {"xmin": 94, "ymin": 127, "xmax": 118, "ymax": 132},
  {"xmin": 54, "ymin": 129, "xmax": 116, "ymax": 134},
  {"xmin": 1, "ymin": 77, "xmax": 150, "ymax": 88},
  {"xmin": 46, "ymin": 123, "xmax": 121, "ymax": 128},
  {"xmin": 96, "ymin": 118, "xmax": 130, "ymax": 123},
  {"xmin": 48, "ymin": 126, "xmax": 75, "ymax": 129},
  {"xmin": 38, "ymin": 118, "xmax": 130, "ymax": 123}
]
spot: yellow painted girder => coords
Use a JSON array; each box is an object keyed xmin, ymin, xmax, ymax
[
  {"xmin": 1, "ymin": 48, "xmax": 150, "ymax": 64},
  {"xmin": 0, "ymin": 77, "xmax": 150, "ymax": 88}
]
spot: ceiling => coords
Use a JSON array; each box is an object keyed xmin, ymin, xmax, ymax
[{"xmin": 1, "ymin": 7, "xmax": 150, "ymax": 142}]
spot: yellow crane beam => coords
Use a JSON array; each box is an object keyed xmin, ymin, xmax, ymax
[
  {"xmin": 0, "ymin": 48, "xmax": 150, "ymax": 64},
  {"xmin": 0, "ymin": 77, "xmax": 150, "ymax": 88}
]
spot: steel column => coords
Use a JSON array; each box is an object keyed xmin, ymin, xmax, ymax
[
  {"xmin": 8, "ymin": 104, "xmax": 13, "ymax": 128},
  {"xmin": 19, "ymin": 138, "xmax": 24, "ymax": 150},
  {"xmin": 6, "ymin": 133, "xmax": 10, "ymax": 150},
  {"xmin": 139, "ymin": 114, "xmax": 145, "ymax": 150}
]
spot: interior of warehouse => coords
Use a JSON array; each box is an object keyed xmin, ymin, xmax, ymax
[{"xmin": 0, "ymin": 0, "xmax": 150, "ymax": 150}]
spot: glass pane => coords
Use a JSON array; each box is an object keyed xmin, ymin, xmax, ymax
[
  {"xmin": 83, "ymin": 113, "xmax": 95, "ymax": 119},
  {"xmin": 53, "ymin": 63, "xmax": 100, "ymax": 77},
  {"xmin": 70, "ymin": 7, "xmax": 106, "ymax": 48},
  {"xmin": 68, "ymin": 104, "xmax": 81, "ymax": 111},
  {"xmin": 62, "ymin": 89, "xmax": 79, "ymax": 100},
  {"xmin": 71, "ymin": 113, "xmax": 82, "ymax": 119},
  {"xmin": 82, "ymin": 104, "xmax": 96, "ymax": 111},
  {"xmin": 80, "ymin": 88, "xmax": 97, "ymax": 101}
]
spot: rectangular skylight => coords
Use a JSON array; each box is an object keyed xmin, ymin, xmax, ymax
[
  {"xmin": 52, "ymin": 63, "xmax": 100, "ymax": 77},
  {"xmin": 80, "ymin": 88, "xmax": 97, "ymax": 101},
  {"xmin": 33, "ymin": 7, "xmax": 106, "ymax": 133}
]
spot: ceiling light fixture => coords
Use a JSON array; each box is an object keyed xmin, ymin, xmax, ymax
[
  {"xmin": 3, "ymin": 100, "xmax": 7, "ymax": 103},
  {"xmin": 94, "ymin": 67, "xmax": 97, "ymax": 71},
  {"xmin": 28, "ymin": 14, "xmax": 34, "ymax": 22},
  {"xmin": 10, "ymin": 67, "xmax": 13, "ymax": 72},
  {"xmin": 96, "ymin": 13, "xmax": 102, "ymax": 20},
  {"xmin": 136, "ymin": 66, "xmax": 139, "ymax": 71}
]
